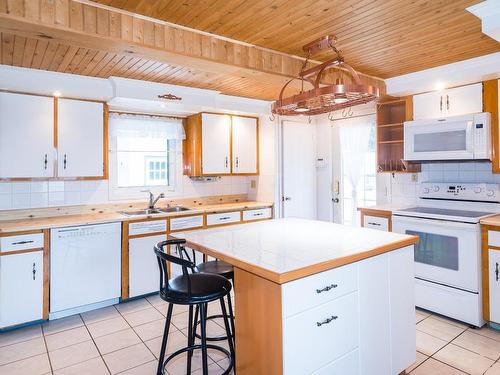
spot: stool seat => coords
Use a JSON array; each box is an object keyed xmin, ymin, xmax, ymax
[
  {"xmin": 197, "ymin": 260, "xmax": 234, "ymax": 279},
  {"xmin": 162, "ymin": 273, "xmax": 232, "ymax": 305}
]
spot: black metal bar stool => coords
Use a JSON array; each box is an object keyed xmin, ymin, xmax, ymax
[
  {"xmin": 193, "ymin": 260, "xmax": 236, "ymax": 346},
  {"xmin": 154, "ymin": 239, "xmax": 235, "ymax": 375}
]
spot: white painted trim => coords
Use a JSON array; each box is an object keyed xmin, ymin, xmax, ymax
[
  {"xmin": 385, "ymin": 52, "xmax": 500, "ymax": 96},
  {"xmin": 467, "ymin": 0, "xmax": 500, "ymax": 42}
]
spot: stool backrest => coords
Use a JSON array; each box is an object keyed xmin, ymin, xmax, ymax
[{"xmin": 154, "ymin": 239, "xmax": 197, "ymax": 293}]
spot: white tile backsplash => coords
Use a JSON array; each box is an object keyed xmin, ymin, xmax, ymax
[
  {"xmin": 48, "ymin": 181, "xmax": 65, "ymax": 192},
  {"xmin": 385, "ymin": 161, "xmax": 500, "ymax": 203}
]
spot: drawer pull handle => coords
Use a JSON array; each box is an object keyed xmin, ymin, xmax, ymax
[
  {"xmin": 316, "ymin": 315, "xmax": 338, "ymax": 327},
  {"xmin": 496, "ymin": 262, "xmax": 499, "ymax": 282},
  {"xmin": 220, "ymin": 216, "xmax": 231, "ymax": 220},
  {"xmin": 12, "ymin": 240, "xmax": 35, "ymax": 245},
  {"xmin": 253, "ymin": 213, "xmax": 263, "ymax": 216},
  {"xmin": 316, "ymin": 284, "xmax": 338, "ymax": 293},
  {"xmin": 368, "ymin": 222, "xmax": 381, "ymax": 226}
]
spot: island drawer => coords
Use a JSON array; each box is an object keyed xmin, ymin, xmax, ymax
[
  {"xmin": 0, "ymin": 232, "xmax": 44, "ymax": 253},
  {"xmin": 283, "ymin": 292, "xmax": 359, "ymax": 375},
  {"xmin": 282, "ymin": 263, "xmax": 358, "ymax": 318},
  {"xmin": 129, "ymin": 220, "xmax": 167, "ymax": 236},
  {"xmin": 311, "ymin": 349, "xmax": 359, "ymax": 375},
  {"xmin": 242, "ymin": 208, "xmax": 272, "ymax": 221},
  {"xmin": 206, "ymin": 211, "xmax": 240, "ymax": 226},
  {"xmin": 363, "ymin": 215, "xmax": 388, "ymax": 231},
  {"xmin": 170, "ymin": 215, "xmax": 204, "ymax": 231}
]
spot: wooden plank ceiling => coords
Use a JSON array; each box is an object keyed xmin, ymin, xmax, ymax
[{"xmin": 94, "ymin": 0, "xmax": 500, "ymax": 79}]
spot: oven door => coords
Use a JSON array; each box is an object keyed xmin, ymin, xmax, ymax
[
  {"xmin": 404, "ymin": 117, "xmax": 473, "ymax": 161},
  {"xmin": 392, "ymin": 215, "xmax": 480, "ymax": 292}
]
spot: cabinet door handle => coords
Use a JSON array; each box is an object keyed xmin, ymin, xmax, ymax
[
  {"xmin": 12, "ymin": 240, "xmax": 34, "ymax": 245},
  {"xmin": 44, "ymin": 154, "xmax": 48, "ymax": 170},
  {"xmin": 496, "ymin": 262, "xmax": 499, "ymax": 282},
  {"xmin": 253, "ymin": 212, "xmax": 263, "ymax": 216},
  {"xmin": 440, "ymin": 96, "xmax": 443, "ymax": 111},
  {"xmin": 225, "ymin": 156, "xmax": 228, "ymax": 169},
  {"xmin": 446, "ymin": 95, "xmax": 450, "ymax": 110},
  {"xmin": 220, "ymin": 216, "xmax": 230, "ymax": 220},
  {"xmin": 32, "ymin": 262, "xmax": 36, "ymax": 280},
  {"xmin": 368, "ymin": 222, "xmax": 381, "ymax": 226},
  {"xmin": 236, "ymin": 156, "xmax": 239, "ymax": 168},
  {"xmin": 316, "ymin": 283, "xmax": 338, "ymax": 293},
  {"xmin": 316, "ymin": 315, "xmax": 338, "ymax": 327},
  {"xmin": 63, "ymin": 154, "xmax": 67, "ymax": 169}
]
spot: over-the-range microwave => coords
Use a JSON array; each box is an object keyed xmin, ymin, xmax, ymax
[{"xmin": 404, "ymin": 112, "xmax": 491, "ymax": 161}]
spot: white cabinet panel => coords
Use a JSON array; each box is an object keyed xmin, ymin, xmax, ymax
[
  {"xmin": 129, "ymin": 221, "xmax": 167, "ymax": 236},
  {"xmin": 242, "ymin": 208, "xmax": 272, "ymax": 221},
  {"xmin": 57, "ymin": 99, "xmax": 104, "ymax": 177},
  {"xmin": 170, "ymin": 215, "xmax": 204, "ymax": 231},
  {"xmin": 231, "ymin": 116, "xmax": 258, "ymax": 174},
  {"xmin": 129, "ymin": 234, "xmax": 164, "ymax": 298},
  {"xmin": 0, "ymin": 232, "xmax": 44, "ymax": 253},
  {"xmin": 413, "ymin": 90, "xmax": 442, "ymax": 120},
  {"xmin": 201, "ymin": 113, "xmax": 231, "ymax": 175},
  {"xmin": 0, "ymin": 92, "xmax": 54, "ymax": 178},
  {"xmin": 282, "ymin": 292, "xmax": 359, "ymax": 375},
  {"xmin": 489, "ymin": 250, "xmax": 500, "ymax": 324},
  {"xmin": 0, "ymin": 251, "xmax": 44, "ymax": 328},
  {"xmin": 362, "ymin": 215, "xmax": 389, "ymax": 231},
  {"xmin": 311, "ymin": 350, "xmax": 359, "ymax": 375},
  {"xmin": 206, "ymin": 211, "xmax": 240, "ymax": 226}
]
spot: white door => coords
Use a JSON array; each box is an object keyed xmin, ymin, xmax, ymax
[
  {"xmin": 489, "ymin": 250, "xmax": 500, "ymax": 323},
  {"xmin": 129, "ymin": 235, "xmax": 164, "ymax": 298},
  {"xmin": 0, "ymin": 251, "xmax": 43, "ymax": 328},
  {"xmin": 57, "ymin": 99, "xmax": 104, "ymax": 177},
  {"xmin": 413, "ymin": 91, "xmax": 443, "ymax": 120},
  {"xmin": 282, "ymin": 120, "xmax": 316, "ymax": 219},
  {"xmin": 446, "ymin": 83, "xmax": 483, "ymax": 117},
  {"xmin": 0, "ymin": 92, "xmax": 54, "ymax": 178},
  {"xmin": 201, "ymin": 113, "xmax": 231, "ymax": 175},
  {"xmin": 232, "ymin": 116, "xmax": 257, "ymax": 174}
]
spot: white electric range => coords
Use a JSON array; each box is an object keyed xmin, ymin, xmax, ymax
[{"xmin": 392, "ymin": 182, "xmax": 500, "ymax": 327}]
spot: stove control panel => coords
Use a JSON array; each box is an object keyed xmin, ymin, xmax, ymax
[{"xmin": 419, "ymin": 183, "xmax": 500, "ymax": 202}]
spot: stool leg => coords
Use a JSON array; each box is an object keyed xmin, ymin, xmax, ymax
[
  {"xmin": 220, "ymin": 298, "xmax": 236, "ymax": 364},
  {"xmin": 226, "ymin": 292, "xmax": 235, "ymax": 345},
  {"xmin": 186, "ymin": 305, "xmax": 194, "ymax": 374},
  {"xmin": 192, "ymin": 304, "xmax": 199, "ymax": 340},
  {"xmin": 199, "ymin": 303, "xmax": 209, "ymax": 375},
  {"xmin": 157, "ymin": 303, "xmax": 174, "ymax": 375}
]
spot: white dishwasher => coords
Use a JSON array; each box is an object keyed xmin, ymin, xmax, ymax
[{"xmin": 50, "ymin": 222, "xmax": 121, "ymax": 319}]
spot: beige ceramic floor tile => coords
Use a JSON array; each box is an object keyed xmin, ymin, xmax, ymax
[
  {"xmin": 431, "ymin": 315, "xmax": 469, "ymax": 330},
  {"xmin": 154, "ymin": 303, "xmax": 188, "ymax": 317},
  {"xmin": 86, "ymin": 316, "xmax": 129, "ymax": 339},
  {"xmin": 170, "ymin": 311, "xmax": 191, "ymax": 331},
  {"xmin": 472, "ymin": 326, "xmax": 500, "ymax": 342},
  {"xmin": 81, "ymin": 306, "xmax": 120, "ymax": 325},
  {"xmin": 452, "ymin": 330, "xmax": 500, "ymax": 360},
  {"xmin": 0, "ymin": 353, "xmax": 51, "ymax": 375},
  {"xmin": 410, "ymin": 357, "xmax": 467, "ymax": 374},
  {"xmin": 0, "ymin": 324, "xmax": 42, "ymax": 348},
  {"xmin": 191, "ymin": 361, "xmax": 225, "ymax": 375},
  {"xmin": 145, "ymin": 294, "xmax": 166, "ymax": 307},
  {"xmin": 485, "ymin": 362, "xmax": 500, "ymax": 375},
  {"xmin": 115, "ymin": 298, "xmax": 151, "ymax": 315},
  {"xmin": 49, "ymin": 340, "xmax": 100, "ymax": 371},
  {"xmin": 45, "ymin": 326, "xmax": 92, "ymax": 352},
  {"xmin": 118, "ymin": 360, "xmax": 158, "ymax": 375},
  {"xmin": 133, "ymin": 318, "xmax": 169, "ymax": 342},
  {"xmin": 417, "ymin": 317, "xmax": 466, "ymax": 342},
  {"xmin": 416, "ymin": 311, "xmax": 428, "ymax": 324},
  {"xmin": 53, "ymin": 357, "xmax": 110, "ymax": 375},
  {"xmin": 434, "ymin": 343, "xmax": 494, "ymax": 375},
  {"xmin": 0, "ymin": 337, "xmax": 46, "ymax": 366},
  {"xmin": 406, "ymin": 352, "xmax": 428, "ymax": 372},
  {"xmin": 144, "ymin": 330, "xmax": 188, "ymax": 358},
  {"xmin": 123, "ymin": 307, "xmax": 164, "ymax": 327},
  {"xmin": 163, "ymin": 351, "xmax": 214, "ymax": 375},
  {"xmin": 416, "ymin": 330, "xmax": 448, "ymax": 356},
  {"xmin": 416, "ymin": 308, "xmax": 432, "ymax": 318},
  {"xmin": 94, "ymin": 328, "xmax": 141, "ymax": 355},
  {"xmin": 42, "ymin": 315, "xmax": 84, "ymax": 336},
  {"xmin": 102, "ymin": 342, "xmax": 155, "ymax": 374}
]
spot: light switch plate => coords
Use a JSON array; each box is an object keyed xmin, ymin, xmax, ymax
[{"xmin": 250, "ymin": 179, "xmax": 257, "ymax": 188}]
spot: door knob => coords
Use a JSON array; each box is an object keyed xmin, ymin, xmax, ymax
[
  {"xmin": 283, "ymin": 196, "xmax": 292, "ymax": 201},
  {"xmin": 332, "ymin": 198, "xmax": 339, "ymax": 203}
]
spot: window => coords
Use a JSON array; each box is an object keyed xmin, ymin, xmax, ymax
[{"xmin": 108, "ymin": 114, "xmax": 185, "ymax": 199}]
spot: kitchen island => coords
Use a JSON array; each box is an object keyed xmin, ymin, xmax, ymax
[{"xmin": 172, "ymin": 218, "xmax": 419, "ymax": 375}]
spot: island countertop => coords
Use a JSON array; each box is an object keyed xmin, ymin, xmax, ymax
[{"xmin": 172, "ymin": 217, "xmax": 418, "ymax": 284}]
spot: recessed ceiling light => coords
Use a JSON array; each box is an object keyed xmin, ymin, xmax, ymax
[{"xmin": 53, "ymin": 91, "xmax": 62, "ymax": 97}]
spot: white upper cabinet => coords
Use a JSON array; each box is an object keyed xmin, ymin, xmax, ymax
[
  {"xmin": 201, "ymin": 113, "xmax": 231, "ymax": 175},
  {"xmin": 413, "ymin": 83, "xmax": 483, "ymax": 120},
  {"xmin": 57, "ymin": 99, "xmax": 104, "ymax": 178},
  {"xmin": 0, "ymin": 92, "xmax": 54, "ymax": 178},
  {"xmin": 232, "ymin": 116, "xmax": 258, "ymax": 174}
]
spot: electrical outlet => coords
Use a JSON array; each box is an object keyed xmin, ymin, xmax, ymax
[
  {"xmin": 250, "ymin": 179, "xmax": 257, "ymax": 189},
  {"xmin": 411, "ymin": 173, "xmax": 418, "ymax": 182}
]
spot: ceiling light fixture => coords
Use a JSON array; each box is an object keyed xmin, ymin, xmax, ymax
[{"xmin": 271, "ymin": 35, "xmax": 379, "ymax": 116}]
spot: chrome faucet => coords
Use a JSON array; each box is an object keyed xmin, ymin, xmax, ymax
[{"xmin": 142, "ymin": 190, "xmax": 165, "ymax": 209}]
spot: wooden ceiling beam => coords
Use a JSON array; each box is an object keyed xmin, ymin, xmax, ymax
[{"xmin": 0, "ymin": 0, "xmax": 385, "ymax": 98}]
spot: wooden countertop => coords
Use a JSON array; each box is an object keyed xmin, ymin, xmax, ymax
[
  {"xmin": 357, "ymin": 203, "xmax": 411, "ymax": 215},
  {"xmin": 0, "ymin": 201, "xmax": 273, "ymax": 233},
  {"xmin": 172, "ymin": 218, "xmax": 418, "ymax": 284},
  {"xmin": 480, "ymin": 214, "xmax": 500, "ymax": 226}
]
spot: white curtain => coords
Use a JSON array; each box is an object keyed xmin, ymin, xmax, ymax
[
  {"xmin": 337, "ymin": 117, "xmax": 373, "ymax": 225},
  {"xmin": 109, "ymin": 113, "xmax": 185, "ymax": 140}
]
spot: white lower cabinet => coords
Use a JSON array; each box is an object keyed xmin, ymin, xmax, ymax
[
  {"xmin": 129, "ymin": 234, "xmax": 164, "ymax": 298},
  {"xmin": 0, "ymin": 251, "xmax": 44, "ymax": 328},
  {"xmin": 489, "ymin": 250, "xmax": 500, "ymax": 324},
  {"xmin": 206, "ymin": 211, "xmax": 240, "ymax": 226},
  {"xmin": 362, "ymin": 215, "xmax": 389, "ymax": 231},
  {"xmin": 242, "ymin": 208, "xmax": 272, "ymax": 221},
  {"xmin": 311, "ymin": 350, "xmax": 359, "ymax": 375}
]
